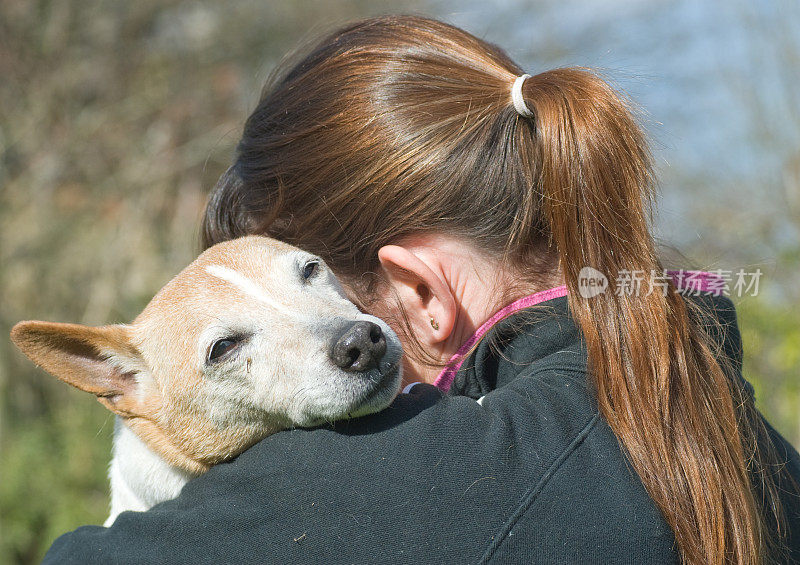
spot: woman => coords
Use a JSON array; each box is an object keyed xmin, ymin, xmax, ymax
[{"xmin": 45, "ymin": 15, "xmax": 798, "ymax": 564}]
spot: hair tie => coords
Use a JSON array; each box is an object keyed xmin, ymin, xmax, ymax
[{"xmin": 511, "ymin": 74, "xmax": 534, "ymax": 118}]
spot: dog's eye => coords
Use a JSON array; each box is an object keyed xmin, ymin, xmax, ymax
[
  {"xmin": 302, "ymin": 259, "xmax": 319, "ymax": 281},
  {"xmin": 208, "ymin": 338, "xmax": 240, "ymax": 363}
]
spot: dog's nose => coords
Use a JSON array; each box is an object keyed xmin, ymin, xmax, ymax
[{"xmin": 330, "ymin": 321, "xmax": 386, "ymax": 372}]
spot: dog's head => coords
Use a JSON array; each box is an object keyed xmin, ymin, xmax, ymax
[{"xmin": 11, "ymin": 236, "xmax": 402, "ymax": 473}]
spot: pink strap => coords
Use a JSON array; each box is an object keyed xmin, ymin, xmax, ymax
[{"xmin": 432, "ymin": 270, "xmax": 722, "ymax": 392}]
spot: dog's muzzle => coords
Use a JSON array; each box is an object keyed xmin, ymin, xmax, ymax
[{"xmin": 329, "ymin": 321, "xmax": 387, "ymax": 372}]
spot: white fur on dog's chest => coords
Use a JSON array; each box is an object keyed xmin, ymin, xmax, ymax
[{"xmin": 105, "ymin": 418, "xmax": 196, "ymax": 526}]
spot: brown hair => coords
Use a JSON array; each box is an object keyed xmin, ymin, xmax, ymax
[{"xmin": 202, "ymin": 15, "xmax": 788, "ymax": 564}]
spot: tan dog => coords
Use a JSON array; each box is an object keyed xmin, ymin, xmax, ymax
[{"xmin": 11, "ymin": 236, "xmax": 402, "ymax": 525}]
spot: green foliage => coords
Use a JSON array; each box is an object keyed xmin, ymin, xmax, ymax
[
  {"xmin": 737, "ymin": 291, "xmax": 800, "ymax": 447},
  {"xmin": 0, "ymin": 398, "xmax": 112, "ymax": 564}
]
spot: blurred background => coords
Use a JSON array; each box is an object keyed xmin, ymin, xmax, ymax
[{"xmin": 1, "ymin": 0, "xmax": 798, "ymax": 562}]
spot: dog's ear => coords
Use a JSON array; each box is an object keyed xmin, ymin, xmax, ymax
[{"xmin": 10, "ymin": 321, "xmax": 148, "ymax": 417}]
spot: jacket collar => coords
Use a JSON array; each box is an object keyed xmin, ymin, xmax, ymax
[
  {"xmin": 433, "ymin": 286, "xmax": 568, "ymax": 391},
  {"xmin": 445, "ymin": 289, "xmax": 751, "ymax": 401},
  {"xmin": 447, "ymin": 295, "xmax": 585, "ymax": 399}
]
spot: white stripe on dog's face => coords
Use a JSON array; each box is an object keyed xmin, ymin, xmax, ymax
[{"xmin": 205, "ymin": 265, "xmax": 299, "ymax": 318}]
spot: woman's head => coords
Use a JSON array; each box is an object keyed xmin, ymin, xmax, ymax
[
  {"xmin": 203, "ymin": 15, "xmax": 785, "ymax": 564},
  {"xmin": 203, "ymin": 17, "xmax": 603, "ymax": 294}
]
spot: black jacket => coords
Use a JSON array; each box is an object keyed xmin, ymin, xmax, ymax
[{"xmin": 44, "ymin": 294, "xmax": 800, "ymax": 564}]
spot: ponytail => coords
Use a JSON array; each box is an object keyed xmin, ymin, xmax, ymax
[{"xmin": 521, "ymin": 68, "xmax": 781, "ymax": 564}]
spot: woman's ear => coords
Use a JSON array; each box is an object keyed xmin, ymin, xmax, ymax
[{"xmin": 377, "ymin": 245, "xmax": 456, "ymax": 344}]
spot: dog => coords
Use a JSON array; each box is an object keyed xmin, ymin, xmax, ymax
[{"xmin": 10, "ymin": 236, "xmax": 403, "ymax": 526}]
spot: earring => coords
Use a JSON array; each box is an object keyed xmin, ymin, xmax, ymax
[{"xmin": 429, "ymin": 317, "xmax": 439, "ymax": 331}]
